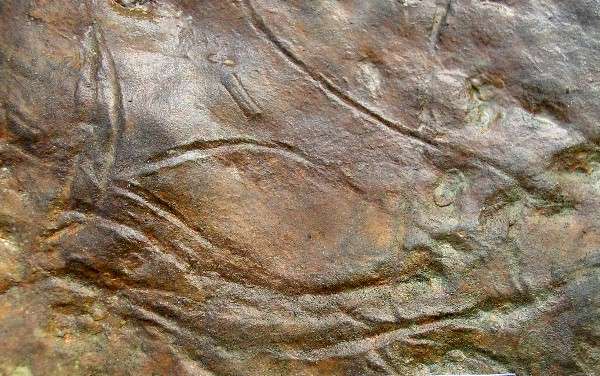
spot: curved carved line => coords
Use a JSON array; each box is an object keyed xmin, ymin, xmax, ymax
[
  {"xmin": 239, "ymin": 0, "xmax": 545, "ymax": 195},
  {"xmin": 145, "ymin": 136, "xmax": 314, "ymax": 165},
  {"xmin": 278, "ymin": 286, "xmax": 565, "ymax": 361},
  {"xmin": 110, "ymin": 182, "xmax": 402, "ymax": 296},
  {"xmin": 110, "ymin": 184, "xmax": 278, "ymax": 287},
  {"xmin": 120, "ymin": 143, "xmax": 315, "ymax": 178},
  {"xmin": 71, "ymin": 21, "xmax": 126, "ymax": 208},
  {"xmin": 277, "ymin": 319, "xmax": 458, "ymax": 361},
  {"xmin": 221, "ymin": 71, "xmax": 262, "ymax": 118},
  {"xmin": 239, "ymin": 0, "xmax": 433, "ymax": 146},
  {"xmin": 139, "ymin": 136, "xmax": 373, "ymax": 205}
]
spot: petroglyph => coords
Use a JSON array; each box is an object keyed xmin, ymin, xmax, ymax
[
  {"xmin": 221, "ymin": 72, "xmax": 262, "ymax": 118},
  {"xmin": 71, "ymin": 23, "xmax": 125, "ymax": 209},
  {"xmin": 1, "ymin": 0, "xmax": 599, "ymax": 374}
]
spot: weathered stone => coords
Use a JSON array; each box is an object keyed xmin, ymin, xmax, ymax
[{"xmin": 1, "ymin": 0, "xmax": 599, "ymax": 375}]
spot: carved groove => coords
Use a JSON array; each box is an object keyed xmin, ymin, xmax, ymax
[
  {"xmin": 109, "ymin": 183, "xmax": 281, "ymax": 288},
  {"xmin": 71, "ymin": 22, "xmax": 125, "ymax": 209},
  {"xmin": 221, "ymin": 72, "xmax": 262, "ymax": 118},
  {"xmin": 239, "ymin": 0, "xmax": 553, "ymax": 199}
]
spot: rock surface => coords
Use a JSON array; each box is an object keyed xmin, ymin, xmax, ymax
[{"xmin": 1, "ymin": 0, "xmax": 599, "ymax": 375}]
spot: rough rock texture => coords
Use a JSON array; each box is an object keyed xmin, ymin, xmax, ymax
[{"xmin": 1, "ymin": 0, "xmax": 599, "ymax": 375}]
